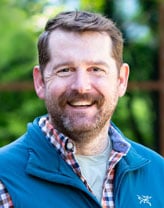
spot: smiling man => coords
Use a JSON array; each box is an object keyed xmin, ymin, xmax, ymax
[
  {"xmin": 34, "ymin": 29, "xmax": 128, "ymax": 155},
  {"xmin": 0, "ymin": 11, "xmax": 164, "ymax": 208}
]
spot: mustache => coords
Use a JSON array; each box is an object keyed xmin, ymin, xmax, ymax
[{"xmin": 58, "ymin": 90, "xmax": 104, "ymax": 108}]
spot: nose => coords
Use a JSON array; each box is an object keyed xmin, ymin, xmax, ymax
[{"xmin": 71, "ymin": 70, "xmax": 91, "ymax": 93}]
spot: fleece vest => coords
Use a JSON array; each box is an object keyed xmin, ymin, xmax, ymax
[{"xmin": 0, "ymin": 117, "xmax": 164, "ymax": 208}]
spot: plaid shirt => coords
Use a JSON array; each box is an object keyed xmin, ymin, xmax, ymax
[{"xmin": 0, "ymin": 116, "xmax": 130, "ymax": 208}]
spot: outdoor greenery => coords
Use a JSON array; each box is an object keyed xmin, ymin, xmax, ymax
[{"xmin": 0, "ymin": 0, "xmax": 160, "ymax": 151}]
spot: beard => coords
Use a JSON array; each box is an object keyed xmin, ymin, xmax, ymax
[{"xmin": 45, "ymin": 90, "xmax": 118, "ymax": 143}]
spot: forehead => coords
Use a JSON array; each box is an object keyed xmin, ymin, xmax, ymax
[{"xmin": 48, "ymin": 29, "xmax": 113, "ymax": 58}]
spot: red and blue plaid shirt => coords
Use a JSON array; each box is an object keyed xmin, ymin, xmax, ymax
[{"xmin": 0, "ymin": 116, "xmax": 130, "ymax": 208}]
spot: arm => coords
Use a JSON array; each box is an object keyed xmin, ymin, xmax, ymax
[{"xmin": 0, "ymin": 181, "xmax": 13, "ymax": 208}]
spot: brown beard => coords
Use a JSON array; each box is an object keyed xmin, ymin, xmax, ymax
[{"xmin": 46, "ymin": 90, "xmax": 116, "ymax": 143}]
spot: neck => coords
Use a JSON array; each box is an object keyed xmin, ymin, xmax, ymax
[{"xmin": 75, "ymin": 123, "xmax": 110, "ymax": 156}]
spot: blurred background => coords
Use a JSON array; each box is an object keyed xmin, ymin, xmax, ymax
[{"xmin": 0, "ymin": 0, "xmax": 164, "ymax": 155}]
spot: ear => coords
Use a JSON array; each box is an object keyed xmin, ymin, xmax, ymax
[
  {"xmin": 118, "ymin": 63, "xmax": 129, "ymax": 97},
  {"xmin": 33, "ymin": 66, "xmax": 45, "ymax": 99}
]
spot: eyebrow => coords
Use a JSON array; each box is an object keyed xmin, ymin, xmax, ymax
[
  {"xmin": 52, "ymin": 60, "xmax": 110, "ymax": 70},
  {"xmin": 52, "ymin": 62, "xmax": 74, "ymax": 71},
  {"xmin": 86, "ymin": 61, "xmax": 110, "ymax": 68}
]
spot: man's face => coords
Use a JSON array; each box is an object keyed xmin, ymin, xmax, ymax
[{"xmin": 33, "ymin": 29, "xmax": 129, "ymax": 141}]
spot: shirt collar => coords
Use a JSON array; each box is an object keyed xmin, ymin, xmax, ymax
[{"xmin": 39, "ymin": 115, "xmax": 130, "ymax": 156}]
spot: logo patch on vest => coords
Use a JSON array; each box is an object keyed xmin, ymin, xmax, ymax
[{"xmin": 137, "ymin": 195, "xmax": 152, "ymax": 206}]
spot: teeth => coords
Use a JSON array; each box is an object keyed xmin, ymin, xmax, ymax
[{"xmin": 70, "ymin": 101, "xmax": 92, "ymax": 106}]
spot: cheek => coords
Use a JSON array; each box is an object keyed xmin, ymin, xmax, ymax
[
  {"xmin": 95, "ymin": 76, "xmax": 119, "ymax": 93},
  {"xmin": 45, "ymin": 78, "xmax": 67, "ymax": 95},
  {"xmin": 96, "ymin": 81, "xmax": 120, "ymax": 106}
]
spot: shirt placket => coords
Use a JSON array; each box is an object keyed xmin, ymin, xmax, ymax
[
  {"xmin": 101, "ymin": 151, "xmax": 124, "ymax": 208},
  {"xmin": 65, "ymin": 151, "xmax": 93, "ymax": 193}
]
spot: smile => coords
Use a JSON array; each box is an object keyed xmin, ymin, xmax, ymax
[{"xmin": 68, "ymin": 100, "xmax": 94, "ymax": 107}]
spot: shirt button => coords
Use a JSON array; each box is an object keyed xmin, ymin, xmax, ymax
[{"xmin": 65, "ymin": 140, "xmax": 74, "ymax": 152}]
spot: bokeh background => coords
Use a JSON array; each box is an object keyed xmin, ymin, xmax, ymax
[{"xmin": 0, "ymin": 0, "xmax": 164, "ymax": 155}]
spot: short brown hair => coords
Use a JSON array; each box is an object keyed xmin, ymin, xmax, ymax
[{"xmin": 37, "ymin": 11, "xmax": 123, "ymax": 73}]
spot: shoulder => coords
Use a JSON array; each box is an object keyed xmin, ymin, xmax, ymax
[
  {"xmin": 129, "ymin": 138, "xmax": 163, "ymax": 159},
  {"xmin": 127, "ymin": 138, "xmax": 164, "ymax": 168},
  {"xmin": 0, "ymin": 116, "xmax": 43, "ymax": 157},
  {"xmin": 111, "ymin": 122, "xmax": 164, "ymax": 164},
  {"xmin": 0, "ymin": 135, "xmax": 27, "ymax": 166}
]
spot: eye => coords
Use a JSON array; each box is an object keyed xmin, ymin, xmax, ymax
[
  {"xmin": 56, "ymin": 67, "xmax": 74, "ymax": 77},
  {"xmin": 88, "ymin": 66, "xmax": 106, "ymax": 76},
  {"xmin": 92, "ymin": 67, "xmax": 102, "ymax": 72}
]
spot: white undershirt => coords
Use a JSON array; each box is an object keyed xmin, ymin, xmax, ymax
[{"xmin": 75, "ymin": 141, "xmax": 111, "ymax": 202}]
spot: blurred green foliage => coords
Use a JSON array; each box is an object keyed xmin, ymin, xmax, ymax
[
  {"xmin": 102, "ymin": 0, "xmax": 159, "ymax": 150},
  {"xmin": 0, "ymin": 0, "xmax": 160, "ymax": 152}
]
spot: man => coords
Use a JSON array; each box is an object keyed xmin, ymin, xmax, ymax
[{"xmin": 0, "ymin": 11, "xmax": 164, "ymax": 208}]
